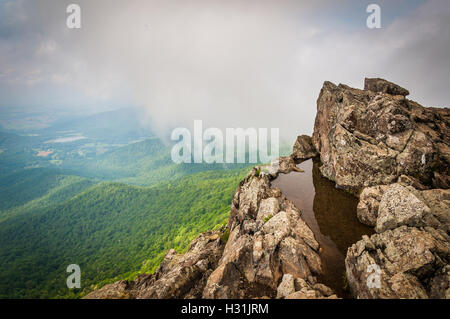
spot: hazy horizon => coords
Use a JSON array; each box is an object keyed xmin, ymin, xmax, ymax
[{"xmin": 1, "ymin": 0, "xmax": 450, "ymax": 142}]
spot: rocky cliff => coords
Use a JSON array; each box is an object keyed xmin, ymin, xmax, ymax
[
  {"xmin": 312, "ymin": 78, "xmax": 449, "ymax": 194},
  {"xmin": 86, "ymin": 78, "xmax": 449, "ymax": 299},
  {"xmin": 86, "ymin": 161, "xmax": 338, "ymax": 299}
]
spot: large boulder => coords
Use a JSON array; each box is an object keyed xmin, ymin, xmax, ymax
[
  {"xmin": 357, "ymin": 183, "xmax": 449, "ymax": 232},
  {"xmin": 345, "ymin": 226, "xmax": 450, "ymax": 299},
  {"xmin": 292, "ymin": 135, "xmax": 318, "ymax": 161},
  {"xmin": 375, "ymin": 183, "xmax": 430, "ymax": 233},
  {"xmin": 357, "ymin": 185, "xmax": 389, "ymax": 227},
  {"xmin": 203, "ymin": 167, "xmax": 330, "ymax": 299},
  {"xmin": 312, "ymin": 79, "xmax": 449, "ymax": 193},
  {"xmin": 348, "ymin": 183, "xmax": 450, "ymax": 298}
]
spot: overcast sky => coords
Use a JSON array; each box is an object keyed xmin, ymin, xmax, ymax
[{"xmin": 0, "ymin": 0, "xmax": 449, "ymax": 141}]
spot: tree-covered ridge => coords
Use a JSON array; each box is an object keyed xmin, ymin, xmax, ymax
[
  {"xmin": 63, "ymin": 137, "xmax": 254, "ymax": 185},
  {"xmin": 0, "ymin": 120, "xmax": 270, "ymax": 299},
  {"xmin": 0, "ymin": 168, "xmax": 95, "ymax": 222},
  {"xmin": 0, "ymin": 167, "xmax": 249, "ymax": 299}
]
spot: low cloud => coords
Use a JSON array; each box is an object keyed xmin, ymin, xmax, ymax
[{"xmin": 0, "ymin": 0, "xmax": 449, "ymax": 142}]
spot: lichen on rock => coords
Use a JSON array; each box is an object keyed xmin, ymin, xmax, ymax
[{"xmin": 312, "ymin": 78, "xmax": 449, "ymax": 193}]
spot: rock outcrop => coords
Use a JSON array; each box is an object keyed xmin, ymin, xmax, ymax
[
  {"xmin": 312, "ymin": 78, "xmax": 449, "ymax": 194},
  {"xmin": 338, "ymin": 78, "xmax": 450, "ymax": 299},
  {"xmin": 86, "ymin": 77, "xmax": 449, "ymax": 300},
  {"xmin": 348, "ymin": 183, "xmax": 450, "ymax": 298},
  {"xmin": 85, "ymin": 158, "xmax": 335, "ymax": 300},
  {"xmin": 346, "ymin": 224, "xmax": 449, "ymax": 299},
  {"xmin": 202, "ymin": 166, "xmax": 334, "ymax": 298},
  {"xmin": 364, "ymin": 78, "xmax": 410, "ymax": 97},
  {"xmin": 292, "ymin": 135, "xmax": 318, "ymax": 161},
  {"xmin": 85, "ymin": 230, "xmax": 226, "ymax": 299}
]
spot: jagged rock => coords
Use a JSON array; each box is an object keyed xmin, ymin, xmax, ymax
[
  {"xmin": 285, "ymin": 291, "xmax": 339, "ymax": 299},
  {"xmin": 348, "ymin": 181, "xmax": 449, "ymax": 298},
  {"xmin": 83, "ymin": 280, "xmax": 130, "ymax": 299},
  {"xmin": 277, "ymin": 156, "xmax": 304, "ymax": 174},
  {"xmin": 278, "ymin": 274, "xmax": 338, "ymax": 299},
  {"xmin": 294, "ymin": 277, "xmax": 309, "ymax": 291},
  {"xmin": 279, "ymin": 237, "xmax": 312, "ymax": 279},
  {"xmin": 84, "ymin": 230, "xmax": 225, "ymax": 299},
  {"xmin": 285, "ymin": 291, "xmax": 317, "ymax": 299},
  {"xmin": 312, "ymin": 79, "xmax": 449, "ymax": 193},
  {"xmin": 202, "ymin": 167, "xmax": 330, "ymax": 299},
  {"xmin": 256, "ymin": 197, "xmax": 280, "ymax": 222},
  {"xmin": 260, "ymin": 156, "xmax": 304, "ymax": 178},
  {"xmin": 429, "ymin": 265, "xmax": 450, "ymax": 299},
  {"xmin": 417, "ymin": 189, "xmax": 450, "ymax": 233},
  {"xmin": 284, "ymin": 281, "xmax": 338, "ymax": 299},
  {"xmin": 312, "ymin": 283, "xmax": 334, "ymax": 297},
  {"xmin": 357, "ymin": 183, "xmax": 449, "ymax": 232},
  {"xmin": 291, "ymin": 211, "xmax": 320, "ymax": 251},
  {"xmin": 364, "ymin": 78, "xmax": 409, "ymax": 96},
  {"xmin": 345, "ymin": 226, "xmax": 450, "ymax": 298},
  {"xmin": 261, "ymin": 211, "xmax": 290, "ymax": 239},
  {"xmin": 357, "ymin": 185, "xmax": 389, "ymax": 226},
  {"xmin": 292, "ymin": 135, "xmax": 318, "ymax": 161},
  {"xmin": 276, "ymin": 274, "xmax": 295, "ymax": 298},
  {"xmin": 85, "ymin": 138, "xmax": 332, "ymax": 300},
  {"xmin": 397, "ymin": 174, "xmax": 429, "ymax": 190},
  {"xmin": 328, "ymin": 78, "xmax": 450, "ymax": 299}
]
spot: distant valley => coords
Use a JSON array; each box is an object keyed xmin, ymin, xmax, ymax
[{"xmin": 0, "ymin": 108, "xmax": 262, "ymax": 298}]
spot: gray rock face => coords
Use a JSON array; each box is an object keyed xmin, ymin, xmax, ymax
[
  {"xmin": 364, "ymin": 78, "xmax": 410, "ymax": 96},
  {"xmin": 348, "ymin": 183, "xmax": 449, "ymax": 298},
  {"xmin": 281, "ymin": 277, "xmax": 338, "ymax": 299},
  {"xmin": 357, "ymin": 185, "xmax": 388, "ymax": 227},
  {"xmin": 345, "ymin": 226, "xmax": 449, "ymax": 299},
  {"xmin": 315, "ymin": 79, "xmax": 450, "ymax": 299},
  {"xmin": 256, "ymin": 197, "xmax": 280, "ymax": 222},
  {"xmin": 357, "ymin": 183, "xmax": 449, "ymax": 232},
  {"xmin": 277, "ymin": 274, "xmax": 295, "ymax": 298},
  {"xmin": 376, "ymin": 183, "xmax": 430, "ymax": 233},
  {"xmin": 312, "ymin": 79, "xmax": 449, "ymax": 193},
  {"xmin": 292, "ymin": 135, "xmax": 318, "ymax": 161},
  {"xmin": 203, "ymin": 167, "xmax": 332, "ymax": 298},
  {"xmin": 83, "ymin": 280, "xmax": 130, "ymax": 299},
  {"xmin": 260, "ymin": 156, "xmax": 303, "ymax": 179}
]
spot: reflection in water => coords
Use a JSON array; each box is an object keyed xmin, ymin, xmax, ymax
[{"xmin": 271, "ymin": 159, "xmax": 374, "ymax": 298}]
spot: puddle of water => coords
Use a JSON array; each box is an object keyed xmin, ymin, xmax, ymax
[{"xmin": 271, "ymin": 159, "xmax": 374, "ymax": 298}]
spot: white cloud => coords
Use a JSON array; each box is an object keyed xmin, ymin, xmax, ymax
[{"xmin": 0, "ymin": 0, "xmax": 449, "ymax": 141}]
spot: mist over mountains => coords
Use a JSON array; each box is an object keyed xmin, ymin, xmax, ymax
[
  {"xmin": 0, "ymin": 0, "xmax": 449, "ymax": 301},
  {"xmin": 2, "ymin": 0, "xmax": 450, "ymax": 142},
  {"xmin": 0, "ymin": 107, "xmax": 257, "ymax": 298}
]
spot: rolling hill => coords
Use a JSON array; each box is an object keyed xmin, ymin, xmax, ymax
[{"xmin": 0, "ymin": 167, "xmax": 248, "ymax": 298}]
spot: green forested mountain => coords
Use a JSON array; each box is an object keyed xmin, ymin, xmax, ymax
[
  {"xmin": 61, "ymin": 137, "xmax": 255, "ymax": 185},
  {"xmin": 0, "ymin": 168, "xmax": 95, "ymax": 215},
  {"xmin": 0, "ymin": 167, "xmax": 248, "ymax": 298},
  {"xmin": 0, "ymin": 110, "xmax": 273, "ymax": 299}
]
